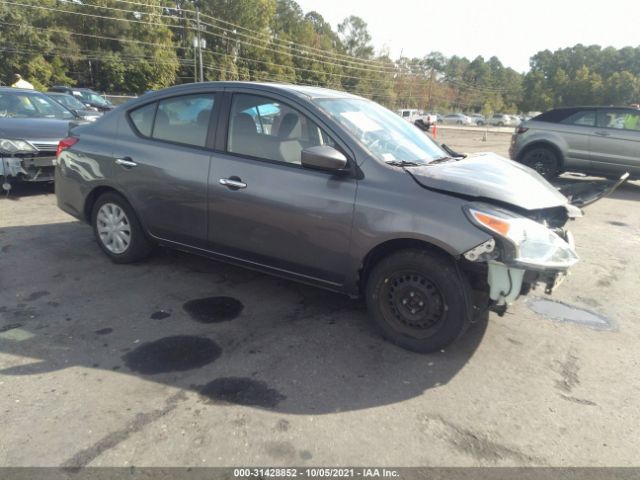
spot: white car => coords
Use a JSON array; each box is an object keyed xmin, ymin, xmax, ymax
[
  {"xmin": 488, "ymin": 114, "xmax": 514, "ymax": 126},
  {"xmin": 442, "ymin": 113, "xmax": 473, "ymax": 125}
]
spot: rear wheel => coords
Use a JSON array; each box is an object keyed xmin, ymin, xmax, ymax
[
  {"xmin": 365, "ymin": 249, "xmax": 472, "ymax": 353},
  {"xmin": 520, "ymin": 147, "xmax": 560, "ymax": 179},
  {"xmin": 91, "ymin": 192, "xmax": 154, "ymax": 263}
]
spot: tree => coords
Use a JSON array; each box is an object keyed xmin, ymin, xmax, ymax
[{"xmin": 337, "ymin": 16, "xmax": 373, "ymax": 59}]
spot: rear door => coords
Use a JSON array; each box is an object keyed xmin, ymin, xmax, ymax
[
  {"xmin": 113, "ymin": 91, "xmax": 219, "ymax": 249},
  {"xmin": 554, "ymin": 109, "xmax": 596, "ymax": 170},
  {"xmin": 206, "ymin": 91, "xmax": 357, "ymax": 287},
  {"xmin": 591, "ymin": 108, "xmax": 640, "ymax": 177}
]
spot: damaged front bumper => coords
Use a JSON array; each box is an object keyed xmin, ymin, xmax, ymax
[{"xmin": 1, "ymin": 154, "xmax": 56, "ymax": 184}]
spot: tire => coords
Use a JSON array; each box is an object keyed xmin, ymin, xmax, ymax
[
  {"xmin": 520, "ymin": 147, "xmax": 560, "ymax": 179},
  {"xmin": 457, "ymin": 120, "xmax": 463, "ymax": 125},
  {"xmin": 365, "ymin": 249, "xmax": 472, "ymax": 353},
  {"xmin": 91, "ymin": 191, "xmax": 154, "ymax": 263},
  {"xmin": 497, "ymin": 122, "xmax": 504, "ymax": 127}
]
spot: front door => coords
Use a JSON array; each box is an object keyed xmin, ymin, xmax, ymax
[
  {"xmin": 590, "ymin": 108, "xmax": 640, "ymax": 177},
  {"xmin": 207, "ymin": 92, "xmax": 357, "ymax": 287}
]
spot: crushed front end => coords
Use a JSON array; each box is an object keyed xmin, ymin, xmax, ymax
[
  {"xmin": 0, "ymin": 139, "xmax": 58, "ymax": 188},
  {"xmin": 460, "ymin": 202, "xmax": 581, "ymax": 315}
]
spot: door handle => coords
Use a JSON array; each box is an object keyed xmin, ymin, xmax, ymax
[
  {"xmin": 115, "ymin": 158, "xmax": 138, "ymax": 168},
  {"xmin": 219, "ymin": 177, "xmax": 247, "ymax": 189},
  {"xmin": 594, "ymin": 131, "xmax": 610, "ymax": 137}
]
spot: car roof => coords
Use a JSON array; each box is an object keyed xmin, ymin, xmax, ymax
[
  {"xmin": 548, "ymin": 105, "xmax": 639, "ymax": 111},
  {"xmin": 140, "ymin": 81, "xmax": 361, "ymax": 101},
  {"xmin": 0, "ymin": 87, "xmax": 46, "ymax": 95}
]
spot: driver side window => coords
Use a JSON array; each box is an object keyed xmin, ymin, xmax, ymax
[{"xmin": 227, "ymin": 93, "xmax": 336, "ymax": 165}]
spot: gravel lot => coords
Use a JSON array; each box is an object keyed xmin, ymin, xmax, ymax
[{"xmin": 1, "ymin": 128, "xmax": 639, "ymax": 467}]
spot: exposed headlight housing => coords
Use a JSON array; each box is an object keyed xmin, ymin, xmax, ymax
[
  {"xmin": 464, "ymin": 204, "xmax": 579, "ymax": 269},
  {"xmin": 0, "ymin": 139, "xmax": 37, "ymax": 154}
]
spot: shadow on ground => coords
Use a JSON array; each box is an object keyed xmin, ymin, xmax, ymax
[
  {"xmin": 0, "ymin": 220, "xmax": 488, "ymax": 415},
  {"xmin": 1, "ymin": 181, "xmax": 55, "ymax": 199}
]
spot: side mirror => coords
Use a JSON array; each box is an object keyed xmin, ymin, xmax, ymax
[{"xmin": 301, "ymin": 145, "xmax": 348, "ymax": 172}]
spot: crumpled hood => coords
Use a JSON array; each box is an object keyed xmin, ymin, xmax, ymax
[
  {"xmin": 408, "ymin": 152, "xmax": 568, "ymax": 211},
  {"xmin": 0, "ymin": 118, "xmax": 71, "ymax": 142}
]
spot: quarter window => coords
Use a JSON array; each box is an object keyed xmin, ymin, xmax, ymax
[
  {"xmin": 227, "ymin": 93, "xmax": 336, "ymax": 165},
  {"xmin": 153, "ymin": 94, "xmax": 215, "ymax": 147},
  {"xmin": 130, "ymin": 102, "xmax": 157, "ymax": 137}
]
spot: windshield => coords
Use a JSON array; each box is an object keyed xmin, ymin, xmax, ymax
[
  {"xmin": 77, "ymin": 90, "xmax": 112, "ymax": 107},
  {"xmin": 0, "ymin": 92, "xmax": 75, "ymax": 119},
  {"xmin": 51, "ymin": 95, "xmax": 87, "ymax": 110},
  {"xmin": 50, "ymin": 94, "xmax": 86, "ymax": 110},
  {"xmin": 315, "ymin": 98, "xmax": 447, "ymax": 164}
]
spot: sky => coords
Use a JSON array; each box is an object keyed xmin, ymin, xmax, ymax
[{"xmin": 294, "ymin": 0, "xmax": 640, "ymax": 73}]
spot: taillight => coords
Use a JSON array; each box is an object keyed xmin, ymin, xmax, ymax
[
  {"xmin": 56, "ymin": 136, "xmax": 79, "ymax": 158},
  {"xmin": 515, "ymin": 126, "xmax": 528, "ymax": 134}
]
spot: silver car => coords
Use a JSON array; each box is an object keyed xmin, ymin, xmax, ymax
[
  {"xmin": 442, "ymin": 113, "xmax": 472, "ymax": 125},
  {"xmin": 510, "ymin": 106, "xmax": 640, "ymax": 179}
]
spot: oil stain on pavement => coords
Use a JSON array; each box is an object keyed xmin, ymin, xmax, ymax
[
  {"xmin": 122, "ymin": 335, "xmax": 222, "ymax": 374},
  {"xmin": 527, "ymin": 298, "xmax": 615, "ymax": 331},
  {"xmin": 183, "ymin": 296, "xmax": 243, "ymax": 323},
  {"xmin": 197, "ymin": 377, "xmax": 286, "ymax": 408}
]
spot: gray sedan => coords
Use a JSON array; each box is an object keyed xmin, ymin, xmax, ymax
[{"xmin": 55, "ymin": 82, "xmax": 588, "ymax": 352}]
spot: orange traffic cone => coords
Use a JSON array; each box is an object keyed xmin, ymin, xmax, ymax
[{"xmin": 431, "ymin": 123, "xmax": 437, "ymax": 138}]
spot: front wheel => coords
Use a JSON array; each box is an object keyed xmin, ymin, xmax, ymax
[
  {"xmin": 365, "ymin": 249, "xmax": 472, "ymax": 353},
  {"xmin": 91, "ymin": 191, "xmax": 154, "ymax": 263}
]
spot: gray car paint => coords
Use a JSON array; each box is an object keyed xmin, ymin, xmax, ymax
[
  {"xmin": 408, "ymin": 152, "xmax": 568, "ymax": 210},
  {"xmin": 512, "ymin": 107, "xmax": 640, "ymax": 178},
  {"xmin": 55, "ymin": 82, "xmax": 571, "ymax": 296}
]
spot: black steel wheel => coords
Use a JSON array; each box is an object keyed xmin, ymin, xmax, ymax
[
  {"xmin": 520, "ymin": 147, "xmax": 560, "ymax": 179},
  {"xmin": 365, "ymin": 249, "xmax": 472, "ymax": 353}
]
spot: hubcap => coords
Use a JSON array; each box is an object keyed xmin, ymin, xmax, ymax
[
  {"xmin": 383, "ymin": 273, "xmax": 445, "ymax": 335},
  {"xmin": 96, "ymin": 203, "xmax": 131, "ymax": 254}
]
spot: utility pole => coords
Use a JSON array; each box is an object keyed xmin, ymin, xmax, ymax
[
  {"xmin": 195, "ymin": 1, "xmax": 203, "ymax": 83},
  {"xmin": 193, "ymin": 37, "xmax": 198, "ymax": 82}
]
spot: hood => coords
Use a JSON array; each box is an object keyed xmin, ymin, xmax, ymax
[
  {"xmin": 408, "ymin": 152, "xmax": 568, "ymax": 211},
  {"xmin": 0, "ymin": 118, "xmax": 72, "ymax": 142}
]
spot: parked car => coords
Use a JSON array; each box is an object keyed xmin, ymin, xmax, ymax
[
  {"xmin": 487, "ymin": 114, "xmax": 514, "ymax": 126},
  {"xmin": 468, "ymin": 113, "xmax": 486, "ymax": 126},
  {"xmin": 442, "ymin": 113, "xmax": 473, "ymax": 125},
  {"xmin": 397, "ymin": 108, "xmax": 436, "ymax": 131},
  {"xmin": 0, "ymin": 87, "xmax": 77, "ymax": 186},
  {"xmin": 46, "ymin": 92, "xmax": 101, "ymax": 122},
  {"xmin": 509, "ymin": 115, "xmax": 522, "ymax": 127},
  {"xmin": 510, "ymin": 106, "xmax": 640, "ymax": 179},
  {"xmin": 48, "ymin": 86, "xmax": 114, "ymax": 112},
  {"xmin": 56, "ymin": 82, "xmax": 602, "ymax": 353}
]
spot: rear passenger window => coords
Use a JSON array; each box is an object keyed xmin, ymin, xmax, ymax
[
  {"xmin": 130, "ymin": 103, "xmax": 157, "ymax": 137},
  {"xmin": 560, "ymin": 110, "xmax": 595, "ymax": 127},
  {"xmin": 152, "ymin": 94, "xmax": 215, "ymax": 147},
  {"xmin": 227, "ymin": 93, "xmax": 336, "ymax": 165}
]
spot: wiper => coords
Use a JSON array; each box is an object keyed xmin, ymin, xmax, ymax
[
  {"xmin": 385, "ymin": 160, "xmax": 423, "ymax": 167},
  {"xmin": 428, "ymin": 156, "xmax": 454, "ymax": 164}
]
